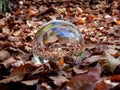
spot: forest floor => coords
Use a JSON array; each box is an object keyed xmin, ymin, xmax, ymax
[{"xmin": 0, "ymin": 0, "xmax": 120, "ymax": 90}]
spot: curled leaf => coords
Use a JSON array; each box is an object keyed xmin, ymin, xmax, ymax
[{"xmin": 72, "ymin": 67, "xmax": 88, "ymax": 74}]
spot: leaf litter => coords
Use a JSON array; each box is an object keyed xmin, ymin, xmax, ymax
[{"xmin": 0, "ymin": 0, "xmax": 120, "ymax": 90}]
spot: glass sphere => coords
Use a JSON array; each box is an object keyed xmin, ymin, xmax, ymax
[{"xmin": 32, "ymin": 20, "xmax": 84, "ymax": 64}]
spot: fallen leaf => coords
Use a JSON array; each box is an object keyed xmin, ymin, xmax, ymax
[
  {"xmin": 107, "ymin": 47, "xmax": 118, "ymax": 55},
  {"xmin": 32, "ymin": 65, "xmax": 44, "ymax": 75},
  {"xmin": 2, "ymin": 57, "xmax": 16, "ymax": 68},
  {"xmin": 59, "ymin": 57, "xmax": 65, "ymax": 66},
  {"xmin": 111, "ymin": 52, "xmax": 120, "ymax": 58},
  {"xmin": 110, "ymin": 75, "xmax": 120, "ymax": 82},
  {"xmin": 50, "ymin": 75, "xmax": 69, "ymax": 86},
  {"xmin": 95, "ymin": 80, "xmax": 109, "ymax": 90},
  {"xmin": 28, "ymin": 6, "xmax": 38, "ymax": 17},
  {"xmin": 0, "ymin": 50, "xmax": 10, "ymax": 61},
  {"xmin": 8, "ymin": 36, "xmax": 20, "ymax": 42},
  {"xmin": 76, "ymin": 6, "xmax": 83, "ymax": 13},
  {"xmin": 115, "ymin": 19, "xmax": 120, "ymax": 25},
  {"xmin": 2, "ymin": 27, "xmax": 10, "ymax": 34},
  {"xmin": 0, "ymin": 65, "xmax": 26, "ymax": 83},
  {"xmin": 77, "ymin": 18, "xmax": 86, "ymax": 24},
  {"xmin": 88, "ymin": 14, "xmax": 96, "ymax": 21},
  {"xmin": 13, "ymin": 30, "xmax": 22, "ymax": 37},
  {"xmin": 83, "ymin": 55, "xmax": 100, "ymax": 64},
  {"xmin": 25, "ymin": 63, "xmax": 39, "ymax": 75},
  {"xmin": 72, "ymin": 67, "xmax": 88, "ymax": 74},
  {"xmin": 0, "ymin": 19, "xmax": 5, "ymax": 27},
  {"xmin": 67, "ymin": 73, "xmax": 98, "ymax": 90},
  {"xmin": 11, "ymin": 60, "xmax": 24, "ymax": 67},
  {"xmin": 105, "ymin": 50, "xmax": 120, "ymax": 72},
  {"xmin": 67, "ymin": 66, "xmax": 101, "ymax": 90},
  {"xmin": 21, "ymin": 79, "xmax": 39, "ymax": 85}
]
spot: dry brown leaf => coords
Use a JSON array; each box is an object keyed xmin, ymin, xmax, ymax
[
  {"xmin": 0, "ymin": 77, "xmax": 17, "ymax": 84},
  {"xmin": 95, "ymin": 79, "xmax": 113, "ymax": 90},
  {"xmin": 76, "ymin": 6, "xmax": 83, "ymax": 13},
  {"xmin": 0, "ymin": 50, "xmax": 10, "ymax": 61},
  {"xmin": 2, "ymin": 57, "xmax": 16, "ymax": 68},
  {"xmin": 110, "ymin": 75, "xmax": 120, "ymax": 82},
  {"xmin": 67, "ymin": 73, "xmax": 98, "ymax": 90},
  {"xmin": 8, "ymin": 36, "xmax": 20, "ymax": 42},
  {"xmin": 88, "ymin": 14, "xmax": 96, "ymax": 21},
  {"xmin": 25, "ymin": 63, "xmax": 39, "ymax": 75},
  {"xmin": 107, "ymin": 47, "xmax": 118, "ymax": 55},
  {"xmin": 0, "ymin": 65, "xmax": 26, "ymax": 83},
  {"xmin": 50, "ymin": 75, "xmax": 69, "ymax": 87},
  {"xmin": 11, "ymin": 60, "xmax": 24, "ymax": 67},
  {"xmin": 24, "ymin": 45, "xmax": 32, "ymax": 52},
  {"xmin": 13, "ymin": 30, "xmax": 22, "ymax": 37},
  {"xmin": 90, "ymin": 37, "xmax": 97, "ymax": 42},
  {"xmin": 95, "ymin": 80, "xmax": 107, "ymax": 90},
  {"xmin": 72, "ymin": 67, "xmax": 88, "ymax": 74},
  {"xmin": 111, "ymin": 52, "xmax": 120, "ymax": 58},
  {"xmin": 105, "ymin": 50, "xmax": 120, "ymax": 72},
  {"xmin": 0, "ymin": 19, "xmax": 5, "ymax": 27},
  {"xmin": 9, "ymin": 65, "xmax": 26, "ymax": 80},
  {"xmin": 21, "ymin": 79, "xmax": 39, "ymax": 85},
  {"xmin": 98, "ymin": 45, "xmax": 120, "ymax": 73},
  {"xmin": 32, "ymin": 65, "xmax": 44, "ymax": 75},
  {"xmin": 67, "ymin": 66, "xmax": 101, "ymax": 90},
  {"xmin": 77, "ymin": 18, "xmax": 86, "ymax": 24},
  {"xmin": 88, "ymin": 66, "xmax": 101, "ymax": 78},
  {"xmin": 83, "ymin": 55, "xmax": 100, "ymax": 64},
  {"xmin": 2, "ymin": 27, "xmax": 10, "ymax": 34},
  {"xmin": 28, "ymin": 6, "xmax": 38, "ymax": 17}
]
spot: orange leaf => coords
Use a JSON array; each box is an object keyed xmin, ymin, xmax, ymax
[
  {"xmin": 66, "ymin": 11, "xmax": 71, "ymax": 17},
  {"xmin": 95, "ymin": 80, "xmax": 107, "ymax": 90},
  {"xmin": 77, "ymin": 18, "xmax": 86, "ymax": 24},
  {"xmin": 111, "ymin": 52, "xmax": 120, "ymax": 57},
  {"xmin": 110, "ymin": 75, "xmax": 120, "ymax": 82},
  {"xmin": 115, "ymin": 19, "xmax": 120, "ymax": 25},
  {"xmin": 88, "ymin": 14, "xmax": 96, "ymax": 21},
  {"xmin": 28, "ymin": 6, "xmax": 38, "ymax": 17},
  {"xmin": 59, "ymin": 57, "xmax": 64, "ymax": 66}
]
